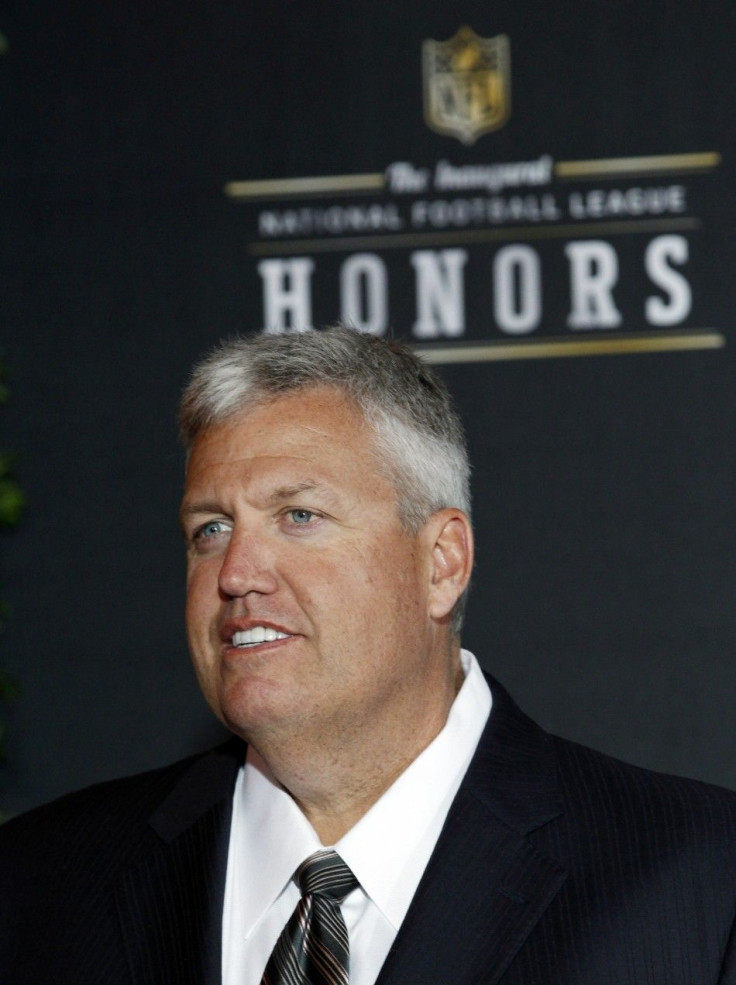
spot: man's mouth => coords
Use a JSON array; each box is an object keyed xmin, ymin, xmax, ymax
[{"xmin": 231, "ymin": 626, "xmax": 293, "ymax": 648}]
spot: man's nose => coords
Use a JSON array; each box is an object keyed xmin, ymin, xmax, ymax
[{"xmin": 217, "ymin": 530, "xmax": 279, "ymax": 599}]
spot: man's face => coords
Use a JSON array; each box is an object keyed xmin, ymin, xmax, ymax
[{"xmin": 180, "ymin": 386, "xmax": 462, "ymax": 753}]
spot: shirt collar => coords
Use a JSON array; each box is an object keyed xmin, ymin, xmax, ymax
[
  {"xmin": 336, "ymin": 649, "xmax": 491, "ymax": 928},
  {"xmin": 235, "ymin": 748, "xmax": 323, "ymax": 938}
]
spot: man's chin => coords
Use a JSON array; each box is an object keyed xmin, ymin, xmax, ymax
[{"xmin": 218, "ymin": 683, "xmax": 303, "ymax": 742}]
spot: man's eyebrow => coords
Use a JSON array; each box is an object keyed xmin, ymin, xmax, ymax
[
  {"xmin": 265, "ymin": 481, "xmax": 339, "ymax": 506},
  {"xmin": 179, "ymin": 501, "xmax": 228, "ymax": 520},
  {"xmin": 180, "ymin": 484, "xmax": 340, "ymax": 518}
]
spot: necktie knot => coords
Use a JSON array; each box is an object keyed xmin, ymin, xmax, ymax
[
  {"xmin": 262, "ymin": 848, "xmax": 357, "ymax": 985},
  {"xmin": 296, "ymin": 849, "xmax": 358, "ymax": 902}
]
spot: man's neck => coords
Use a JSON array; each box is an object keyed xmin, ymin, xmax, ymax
[{"xmin": 247, "ymin": 660, "xmax": 464, "ymax": 844}]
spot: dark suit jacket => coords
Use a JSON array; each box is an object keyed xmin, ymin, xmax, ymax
[{"xmin": 2, "ymin": 675, "xmax": 736, "ymax": 984}]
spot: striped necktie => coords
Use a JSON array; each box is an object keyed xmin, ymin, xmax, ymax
[{"xmin": 261, "ymin": 849, "xmax": 359, "ymax": 985}]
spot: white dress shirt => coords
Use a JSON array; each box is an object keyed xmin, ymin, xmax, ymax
[{"xmin": 222, "ymin": 648, "xmax": 492, "ymax": 985}]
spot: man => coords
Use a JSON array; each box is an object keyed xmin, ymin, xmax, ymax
[{"xmin": 1, "ymin": 325, "xmax": 735, "ymax": 984}]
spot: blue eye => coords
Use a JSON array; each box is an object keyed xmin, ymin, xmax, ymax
[
  {"xmin": 197, "ymin": 520, "xmax": 228, "ymax": 540},
  {"xmin": 290, "ymin": 509, "xmax": 315, "ymax": 525}
]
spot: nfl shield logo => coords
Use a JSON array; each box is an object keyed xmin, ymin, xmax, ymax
[{"xmin": 423, "ymin": 26, "xmax": 511, "ymax": 145}]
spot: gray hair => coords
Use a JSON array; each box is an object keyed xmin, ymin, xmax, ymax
[{"xmin": 179, "ymin": 326, "xmax": 471, "ymax": 630}]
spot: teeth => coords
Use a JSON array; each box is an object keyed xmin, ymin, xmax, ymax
[{"xmin": 232, "ymin": 627, "xmax": 291, "ymax": 647}]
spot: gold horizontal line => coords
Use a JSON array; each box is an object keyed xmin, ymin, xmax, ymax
[
  {"xmin": 225, "ymin": 173, "xmax": 385, "ymax": 200},
  {"xmin": 226, "ymin": 153, "xmax": 720, "ymax": 198},
  {"xmin": 413, "ymin": 330, "xmax": 724, "ymax": 364},
  {"xmin": 555, "ymin": 152, "xmax": 721, "ymax": 180},
  {"xmin": 248, "ymin": 217, "xmax": 699, "ymax": 256}
]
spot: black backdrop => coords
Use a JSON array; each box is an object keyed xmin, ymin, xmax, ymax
[{"xmin": 2, "ymin": 1, "xmax": 735, "ymax": 815}]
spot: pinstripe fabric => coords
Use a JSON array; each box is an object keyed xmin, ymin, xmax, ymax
[{"xmin": 261, "ymin": 850, "xmax": 359, "ymax": 985}]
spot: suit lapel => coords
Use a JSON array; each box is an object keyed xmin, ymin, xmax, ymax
[
  {"xmin": 114, "ymin": 740, "xmax": 244, "ymax": 985},
  {"xmin": 376, "ymin": 676, "xmax": 568, "ymax": 985}
]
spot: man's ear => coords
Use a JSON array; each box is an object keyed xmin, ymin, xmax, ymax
[{"xmin": 424, "ymin": 509, "xmax": 474, "ymax": 621}]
